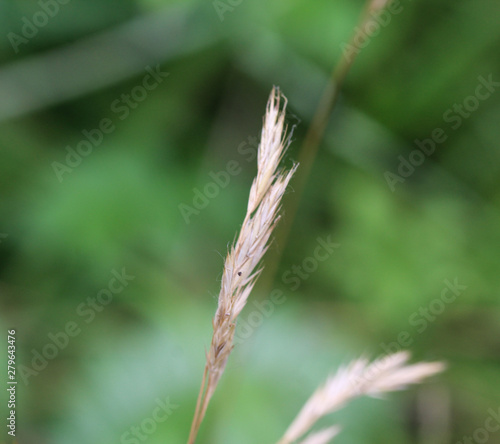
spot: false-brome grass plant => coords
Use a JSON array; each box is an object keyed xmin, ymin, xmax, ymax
[
  {"xmin": 187, "ymin": 87, "xmax": 298, "ymax": 444},
  {"xmin": 277, "ymin": 351, "xmax": 445, "ymax": 444},
  {"xmin": 187, "ymin": 87, "xmax": 444, "ymax": 444}
]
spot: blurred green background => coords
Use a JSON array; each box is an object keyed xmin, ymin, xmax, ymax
[{"xmin": 1, "ymin": 0, "xmax": 500, "ymax": 443}]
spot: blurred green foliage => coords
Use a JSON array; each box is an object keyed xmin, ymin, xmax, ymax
[{"xmin": 1, "ymin": 0, "xmax": 500, "ymax": 443}]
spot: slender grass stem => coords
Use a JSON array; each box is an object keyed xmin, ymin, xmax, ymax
[
  {"xmin": 262, "ymin": 0, "xmax": 388, "ymax": 292},
  {"xmin": 187, "ymin": 364, "xmax": 208, "ymax": 444}
]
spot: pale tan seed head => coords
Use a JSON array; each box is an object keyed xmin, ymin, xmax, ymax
[
  {"xmin": 277, "ymin": 352, "xmax": 445, "ymax": 444},
  {"xmin": 188, "ymin": 88, "xmax": 298, "ymax": 443}
]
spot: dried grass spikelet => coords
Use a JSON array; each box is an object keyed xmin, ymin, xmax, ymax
[
  {"xmin": 278, "ymin": 351, "xmax": 445, "ymax": 444},
  {"xmin": 187, "ymin": 86, "xmax": 297, "ymax": 444}
]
